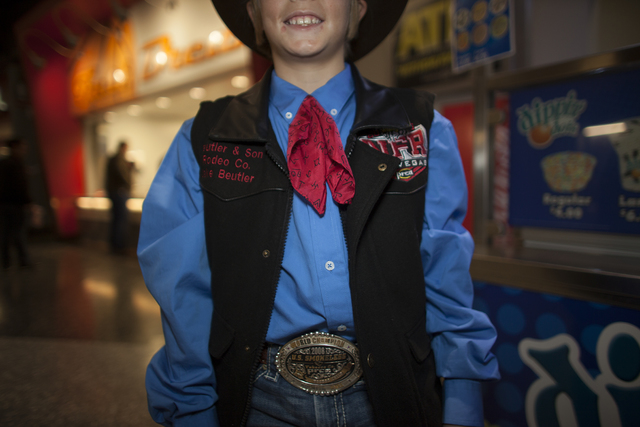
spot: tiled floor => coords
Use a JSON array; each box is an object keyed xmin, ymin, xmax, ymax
[{"xmin": 0, "ymin": 239, "xmax": 164, "ymax": 426}]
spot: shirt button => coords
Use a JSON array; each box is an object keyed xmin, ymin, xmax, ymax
[
  {"xmin": 337, "ymin": 325, "xmax": 347, "ymax": 332},
  {"xmin": 325, "ymin": 261, "xmax": 335, "ymax": 271},
  {"xmin": 330, "ymin": 108, "xmax": 338, "ymax": 116},
  {"xmin": 285, "ymin": 112, "xmax": 293, "ymax": 119}
]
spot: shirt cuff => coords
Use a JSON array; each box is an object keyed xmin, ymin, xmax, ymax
[
  {"xmin": 442, "ymin": 379, "xmax": 484, "ymax": 427},
  {"xmin": 172, "ymin": 408, "xmax": 219, "ymax": 427}
]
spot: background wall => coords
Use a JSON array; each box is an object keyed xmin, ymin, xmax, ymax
[
  {"xmin": 357, "ymin": 0, "xmax": 640, "ymax": 89},
  {"xmin": 594, "ymin": 0, "xmax": 640, "ymax": 53},
  {"xmin": 84, "ymin": 115, "xmax": 183, "ymax": 198}
]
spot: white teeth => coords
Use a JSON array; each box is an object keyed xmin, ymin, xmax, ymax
[{"xmin": 286, "ymin": 16, "xmax": 321, "ymax": 26}]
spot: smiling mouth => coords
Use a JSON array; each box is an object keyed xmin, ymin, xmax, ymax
[{"xmin": 285, "ymin": 16, "xmax": 323, "ymax": 26}]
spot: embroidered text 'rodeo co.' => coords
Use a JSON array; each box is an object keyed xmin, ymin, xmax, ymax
[
  {"xmin": 358, "ymin": 125, "xmax": 428, "ymax": 181},
  {"xmin": 201, "ymin": 141, "xmax": 264, "ymax": 183}
]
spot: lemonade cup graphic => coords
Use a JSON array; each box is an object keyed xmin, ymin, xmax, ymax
[{"xmin": 609, "ymin": 117, "xmax": 640, "ymax": 192}]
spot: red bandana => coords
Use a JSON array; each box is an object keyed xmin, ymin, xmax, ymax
[{"xmin": 287, "ymin": 95, "xmax": 356, "ymax": 215}]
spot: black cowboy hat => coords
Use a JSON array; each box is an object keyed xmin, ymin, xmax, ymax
[{"xmin": 211, "ymin": 0, "xmax": 409, "ymax": 61}]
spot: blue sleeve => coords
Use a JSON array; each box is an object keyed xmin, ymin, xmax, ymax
[
  {"xmin": 137, "ymin": 118, "xmax": 219, "ymax": 427},
  {"xmin": 422, "ymin": 111, "xmax": 500, "ymax": 427}
]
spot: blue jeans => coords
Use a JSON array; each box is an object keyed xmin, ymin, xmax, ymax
[{"xmin": 247, "ymin": 344, "xmax": 377, "ymax": 427}]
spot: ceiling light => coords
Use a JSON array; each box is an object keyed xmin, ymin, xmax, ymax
[
  {"xmin": 583, "ymin": 122, "xmax": 627, "ymax": 137},
  {"xmin": 209, "ymin": 31, "xmax": 224, "ymax": 45},
  {"xmin": 231, "ymin": 75, "xmax": 250, "ymax": 89},
  {"xmin": 127, "ymin": 105, "xmax": 142, "ymax": 116},
  {"xmin": 113, "ymin": 69, "xmax": 126, "ymax": 83},
  {"xmin": 189, "ymin": 87, "xmax": 206, "ymax": 100},
  {"xmin": 156, "ymin": 97, "xmax": 171, "ymax": 109},
  {"xmin": 156, "ymin": 51, "xmax": 168, "ymax": 65}
]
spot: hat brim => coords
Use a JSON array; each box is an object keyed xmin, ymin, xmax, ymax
[{"xmin": 212, "ymin": 0, "xmax": 408, "ymax": 61}]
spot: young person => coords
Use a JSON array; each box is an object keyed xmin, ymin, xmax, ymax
[{"xmin": 138, "ymin": 1, "xmax": 499, "ymax": 426}]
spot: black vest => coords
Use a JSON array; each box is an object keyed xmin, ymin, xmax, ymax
[{"xmin": 191, "ymin": 66, "xmax": 442, "ymax": 426}]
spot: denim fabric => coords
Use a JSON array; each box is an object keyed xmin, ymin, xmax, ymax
[{"xmin": 246, "ymin": 345, "xmax": 376, "ymax": 427}]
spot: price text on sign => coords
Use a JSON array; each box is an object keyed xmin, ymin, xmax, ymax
[
  {"xmin": 620, "ymin": 209, "xmax": 640, "ymax": 223},
  {"xmin": 549, "ymin": 206, "xmax": 584, "ymax": 220}
]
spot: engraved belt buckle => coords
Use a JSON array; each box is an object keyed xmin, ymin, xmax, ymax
[{"xmin": 275, "ymin": 332, "xmax": 363, "ymax": 396}]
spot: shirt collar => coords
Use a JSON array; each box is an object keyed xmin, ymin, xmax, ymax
[{"xmin": 269, "ymin": 63, "xmax": 355, "ymax": 123}]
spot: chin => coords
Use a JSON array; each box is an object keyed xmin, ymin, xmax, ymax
[
  {"xmin": 282, "ymin": 44, "xmax": 324, "ymax": 59},
  {"xmin": 291, "ymin": 49, "xmax": 324, "ymax": 59}
]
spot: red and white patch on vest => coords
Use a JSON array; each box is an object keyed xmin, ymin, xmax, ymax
[{"xmin": 358, "ymin": 125, "xmax": 428, "ymax": 181}]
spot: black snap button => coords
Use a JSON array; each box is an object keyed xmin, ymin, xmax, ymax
[
  {"xmin": 262, "ymin": 250, "xmax": 270, "ymax": 258},
  {"xmin": 367, "ymin": 353, "xmax": 375, "ymax": 367}
]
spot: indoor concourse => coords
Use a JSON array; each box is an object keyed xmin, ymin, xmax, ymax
[{"xmin": 0, "ymin": 239, "xmax": 162, "ymax": 426}]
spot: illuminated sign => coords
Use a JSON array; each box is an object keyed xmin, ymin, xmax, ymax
[
  {"xmin": 68, "ymin": 0, "xmax": 247, "ymax": 116},
  {"xmin": 476, "ymin": 281, "xmax": 640, "ymax": 427},
  {"xmin": 70, "ymin": 20, "xmax": 136, "ymax": 115},
  {"xmin": 510, "ymin": 68, "xmax": 640, "ymax": 234},
  {"xmin": 141, "ymin": 30, "xmax": 241, "ymax": 81},
  {"xmin": 394, "ymin": 0, "xmax": 452, "ymax": 87},
  {"xmin": 451, "ymin": 0, "xmax": 515, "ymax": 72}
]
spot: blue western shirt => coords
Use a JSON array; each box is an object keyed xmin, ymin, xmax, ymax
[
  {"xmin": 138, "ymin": 63, "xmax": 499, "ymax": 427},
  {"xmin": 265, "ymin": 66, "xmax": 356, "ymax": 344}
]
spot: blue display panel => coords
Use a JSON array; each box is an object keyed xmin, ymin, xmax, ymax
[
  {"xmin": 474, "ymin": 281, "xmax": 640, "ymax": 427},
  {"xmin": 452, "ymin": 0, "xmax": 514, "ymax": 72},
  {"xmin": 509, "ymin": 68, "xmax": 640, "ymax": 234}
]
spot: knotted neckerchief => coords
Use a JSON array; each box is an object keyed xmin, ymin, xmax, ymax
[{"xmin": 287, "ymin": 95, "xmax": 355, "ymax": 215}]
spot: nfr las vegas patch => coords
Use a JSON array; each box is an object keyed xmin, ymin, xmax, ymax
[{"xmin": 358, "ymin": 125, "xmax": 428, "ymax": 181}]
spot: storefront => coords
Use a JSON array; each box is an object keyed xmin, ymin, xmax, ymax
[
  {"xmin": 387, "ymin": 1, "xmax": 640, "ymax": 426},
  {"xmin": 73, "ymin": 0, "xmax": 255, "ymax": 199},
  {"xmin": 474, "ymin": 48, "xmax": 640, "ymax": 427},
  {"xmin": 16, "ymin": 0, "xmax": 257, "ymax": 240}
]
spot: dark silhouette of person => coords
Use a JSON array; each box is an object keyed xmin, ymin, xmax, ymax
[
  {"xmin": 105, "ymin": 141, "xmax": 133, "ymax": 253},
  {"xmin": 0, "ymin": 138, "xmax": 32, "ymax": 269}
]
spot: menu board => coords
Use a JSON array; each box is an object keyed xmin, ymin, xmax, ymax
[
  {"xmin": 451, "ymin": 0, "xmax": 514, "ymax": 72},
  {"xmin": 509, "ymin": 68, "xmax": 640, "ymax": 234}
]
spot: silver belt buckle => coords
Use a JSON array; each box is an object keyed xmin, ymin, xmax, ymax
[{"xmin": 275, "ymin": 332, "xmax": 363, "ymax": 396}]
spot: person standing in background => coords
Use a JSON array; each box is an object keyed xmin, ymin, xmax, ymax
[
  {"xmin": 106, "ymin": 141, "xmax": 133, "ymax": 254},
  {"xmin": 0, "ymin": 138, "xmax": 32, "ymax": 269}
]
